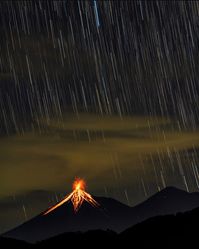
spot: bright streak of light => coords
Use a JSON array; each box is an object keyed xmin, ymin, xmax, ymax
[{"xmin": 44, "ymin": 178, "xmax": 99, "ymax": 215}]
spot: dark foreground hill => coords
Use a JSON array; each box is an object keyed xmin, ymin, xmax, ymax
[
  {"xmin": 2, "ymin": 206, "xmax": 199, "ymax": 249},
  {"xmin": 4, "ymin": 187, "xmax": 199, "ymax": 243},
  {"xmin": 120, "ymin": 208, "xmax": 199, "ymax": 248},
  {"xmin": 0, "ymin": 237, "xmax": 32, "ymax": 248}
]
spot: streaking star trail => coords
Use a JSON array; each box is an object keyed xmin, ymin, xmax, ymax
[
  {"xmin": 44, "ymin": 178, "xmax": 99, "ymax": 215},
  {"xmin": 1, "ymin": 0, "xmax": 199, "ymax": 236}
]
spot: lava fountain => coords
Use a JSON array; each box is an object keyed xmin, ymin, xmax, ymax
[{"xmin": 43, "ymin": 178, "xmax": 99, "ymax": 215}]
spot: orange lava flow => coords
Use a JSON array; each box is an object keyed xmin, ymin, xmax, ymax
[{"xmin": 43, "ymin": 178, "xmax": 99, "ymax": 215}]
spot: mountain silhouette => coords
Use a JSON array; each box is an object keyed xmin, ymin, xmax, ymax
[
  {"xmin": 3, "ymin": 187, "xmax": 199, "ymax": 243},
  {"xmin": 119, "ymin": 207, "xmax": 199, "ymax": 248},
  {"xmin": 36, "ymin": 206, "xmax": 199, "ymax": 249},
  {"xmin": 0, "ymin": 237, "xmax": 31, "ymax": 248}
]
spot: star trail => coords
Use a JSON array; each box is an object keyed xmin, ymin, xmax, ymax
[{"xmin": 0, "ymin": 0, "xmax": 199, "ymax": 234}]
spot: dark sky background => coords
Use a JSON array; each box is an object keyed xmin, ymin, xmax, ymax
[{"xmin": 1, "ymin": 0, "xmax": 199, "ymax": 234}]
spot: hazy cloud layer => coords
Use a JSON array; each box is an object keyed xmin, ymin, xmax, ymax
[
  {"xmin": 1, "ymin": 114, "xmax": 199, "ymax": 198},
  {"xmin": 1, "ymin": 114, "xmax": 199, "ymax": 233}
]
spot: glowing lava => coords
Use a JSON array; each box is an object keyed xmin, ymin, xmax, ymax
[{"xmin": 44, "ymin": 178, "xmax": 99, "ymax": 215}]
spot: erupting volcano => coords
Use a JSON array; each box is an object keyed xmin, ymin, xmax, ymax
[{"xmin": 44, "ymin": 178, "xmax": 99, "ymax": 215}]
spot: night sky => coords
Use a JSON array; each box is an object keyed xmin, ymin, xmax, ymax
[{"xmin": 1, "ymin": 1, "xmax": 199, "ymax": 234}]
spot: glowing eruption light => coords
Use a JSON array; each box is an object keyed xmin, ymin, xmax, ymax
[{"xmin": 44, "ymin": 178, "xmax": 99, "ymax": 215}]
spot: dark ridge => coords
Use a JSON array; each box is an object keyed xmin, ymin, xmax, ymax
[
  {"xmin": 4, "ymin": 187, "xmax": 199, "ymax": 243},
  {"xmin": 2, "ymin": 206, "xmax": 199, "ymax": 248}
]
